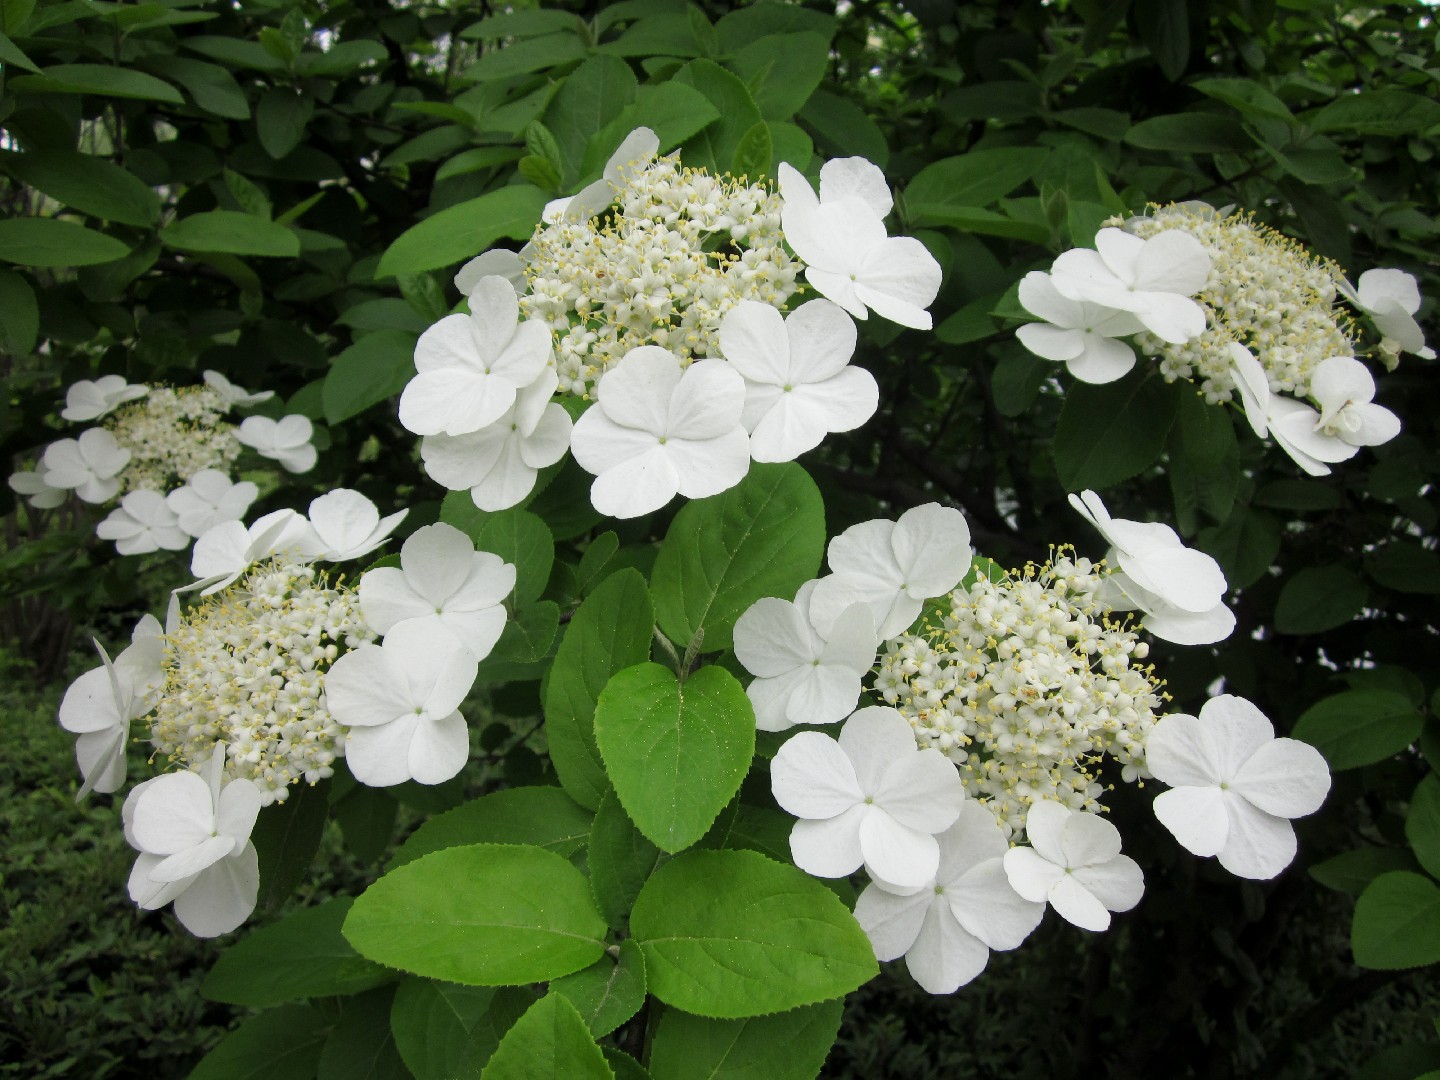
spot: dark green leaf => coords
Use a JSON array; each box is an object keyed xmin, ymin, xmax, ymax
[
  {"xmin": 674, "ymin": 58, "xmax": 762, "ymax": 173},
  {"xmin": 549, "ymin": 940, "xmax": 647, "ymax": 1037},
  {"xmin": 390, "ymin": 980, "xmax": 505, "ymax": 1080},
  {"xmin": 436, "ymin": 505, "xmax": 553, "ymax": 606},
  {"xmin": 0, "ymin": 150, "xmax": 159, "ymax": 227},
  {"xmin": 0, "ymin": 217, "xmax": 130, "ymax": 267},
  {"xmin": 906, "ymin": 148, "xmax": 1051, "ymax": 225},
  {"xmin": 1273, "ymin": 565, "xmax": 1367, "ymax": 635},
  {"xmin": 388, "ymin": 787, "xmax": 593, "ymax": 870},
  {"xmin": 145, "ymin": 55, "xmax": 250, "ymax": 118},
  {"xmin": 588, "ymin": 788, "xmax": 663, "ymax": 930},
  {"xmin": 1310, "ymin": 848, "xmax": 1421, "ymax": 896},
  {"xmin": 188, "ymin": 1005, "xmax": 329, "ymax": 1080},
  {"xmin": 1135, "ymin": 0, "xmax": 1189, "ymax": 81},
  {"xmin": 377, "ymin": 186, "xmax": 549, "ymax": 278},
  {"xmin": 1407, "ymin": 775, "xmax": 1440, "ymax": 881},
  {"xmin": 317, "ymin": 987, "xmax": 408, "ymax": 1080},
  {"xmin": 1053, "ymin": 373, "xmax": 1182, "ymax": 491},
  {"xmin": 1309, "ymin": 91, "xmax": 1440, "ymax": 136},
  {"xmin": 545, "ymin": 55, "xmax": 640, "ymax": 186},
  {"xmin": 251, "ymin": 779, "xmax": 330, "ymax": 910},
  {"xmin": 1352, "ymin": 872, "xmax": 1440, "ymax": 970},
  {"xmin": 11, "ymin": 63, "xmax": 183, "ymax": 102},
  {"xmin": 731, "ymin": 120, "xmax": 771, "ymax": 181},
  {"xmin": 725, "ymin": 32, "xmax": 828, "ymax": 121},
  {"xmin": 1124, "ymin": 114, "xmax": 1252, "ymax": 153},
  {"xmin": 258, "ymin": 87, "xmax": 315, "ymax": 160},
  {"xmin": 323, "ymin": 329, "xmax": 417, "ymax": 424},
  {"xmin": 799, "ymin": 87, "xmax": 888, "ymax": 166},
  {"xmin": 648, "ymin": 999, "xmax": 844, "ymax": 1080},
  {"xmin": 1366, "ymin": 542, "xmax": 1440, "ymax": 595},
  {"xmin": 478, "ymin": 993, "xmax": 613, "ymax": 1079},
  {"xmin": 161, "ymin": 211, "xmax": 299, "ymax": 257},
  {"xmin": 1292, "ymin": 690, "xmax": 1423, "ymax": 770},
  {"xmin": 0, "ymin": 268, "xmax": 38, "ymax": 356}
]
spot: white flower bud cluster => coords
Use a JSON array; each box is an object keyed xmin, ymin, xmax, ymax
[
  {"xmin": 106, "ymin": 385, "xmax": 241, "ymax": 492},
  {"xmin": 1124, "ymin": 204, "xmax": 1353, "ymax": 403},
  {"xmin": 875, "ymin": 553, "xmax": 1165, "ymax": 837},
  {"xmin": 150, "ymin": 558, "xmax": 374, "ymax": 805},
  {"xmin": 520, "ymin": 155, "xmax": 801, "ymax": 396}
]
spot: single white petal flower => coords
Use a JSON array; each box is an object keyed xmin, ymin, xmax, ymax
[
  {"xmin": 771, "ymin": 706, "xmax": 965, "ymax": 890},
  {"xmin": 42, "ymin": 429, "xmax": 131, "ymax": 504},
  {"xmin": 1049, "ymin": 228, "xmax": 1210, "ymax": 344},
  {"xmin": 202, "ymin": 370, "xmax": 275, "ymax": 408},
  {"xmin": 1308, "ymin": 356, "xmax": 1400, "ymax": 448},
  {"xmin": 324, "ymin": 621, "xmax": 479, "ymax": 787},
  {"xmin": 1101, "ymin": 572, "xmax": 1236, "ymax": 646},
  {"xmin": 60, "ymin": 374, "xmax": 147, "ymax": 422},
  {"xmin": 306, "ymin": 489, "xmax": 407, "ymax": 562},
  {"xmin": 1002, "ymin": 800, "xmax": 1144, "ymax": 932},
  {"xmin": 166, "ymin": 470, "xmax": 260, "ymax": 538},
  {"xmin": 399, "ymin": 276, "xmax": 553, "ymax": 437},
  {"xmin": 59, "ymin": 617, "xmax": 161, "ymax": 798},
  {"xmin": 1147, "ymin": 694, "xmax": 1330, "ymax": 880},
  {"xmin": 96, "ymin": 490, "xmax": 191, "ymax": 555},
  {"xmin": 569, "ymin": 346, "xmax": 750, "ymax": 518},
  {"xmin": 1339, "ymin": 268, "xmax": 1434, "ymax": 360},
  {"xmin": 455, "ymin": 248, "xmax": 527, "ymax": 296},
  {"xmin": 358, "ymin": 522, "xmax": 515, "ymax": 660},
  {"xmin": 235, "ymin": 415, "xmax": 318, "ymax": 473},
  {"xmin": 1267, "ymin": 396, "xmax": 1358, "ymax": 476},
  {"xmin": 8, "ymin": 459, "xmax": 69, "ymax": 509},
  {"xmin": 1015, "ymin": 271, "xmax": 1146, "ymax": 384},
  {"xmin": 719, "ymin": 299, "xmax": 878, "ymax": 462}
]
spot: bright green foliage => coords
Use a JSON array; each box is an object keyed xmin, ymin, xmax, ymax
[
  {"xmin": 588, "ymin": 789, "xmax": 664, "ymax": 931},
  {"xmin": 550, "ymin": 940, "xmax": 648, "ymax": 1038},
  {"xmin": 648, "ymin": 1000, "xmax": 844, "ymax": 1080},
  {"xmin": 387, "ymin": 786, "xmax": 593, "ymax": 870},
  {"xmin": 1292, "ymin": 691, "xmax": 1424, "ymax": 771},
  {"xmin": 389, "ymin": 980, "xmax": 509, "ymax": 1080},
  {"xmin": 479, "ymin": 993, "xmax": 615, "ymax": 1080}
]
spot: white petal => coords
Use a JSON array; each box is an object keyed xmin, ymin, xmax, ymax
[
  {"xmin": 873, "ymin": 748, "xmax": 964, "ymax": 835},
  {"xmin": 75, "ymin": 728, "xmax": 127, "ymax": 795},
  {"xmin": 1046, "ymin": 873, "xmax": 1112, "ymax": 932},
  {"xmin": 346, "ymin": 714, "xmax": 422, "ymax": 787},
  {"xmin": 421, "ymin": 427, "xmax": 509, "ymax": 491},
  {"xmin": 935, "ymin": 801, "xmax": 1010, "ymax": 882},
  {"xmin": 517, "ymin": 404, "xmax": 572, "ymax": 469},
  {"xmin": 1070, "ymin": 854, "xmax": 1144, "ymax": 915},
  {"xmin": 590, "ymin": 443, "xmax": 680, "ymax": 519},
  {"xmin": 1153, "ymin": 785, "xmax": 1230, "ymax": 857},
  {"xmin": 947, "ymin": 858, "xmax": 1044, "ymax": 951},
  {"xmin": 439, "ymin": 606, "xmax": 508, "ymax": 662},
  {"xmin": 664, "ymin": 430, "xmax": 751, "ymax": 501},
  {"xmin": 892, "ymin": 503, "xmax": 971, "ymax": 599},
  {"xmin": 1216, "ymin": 793, "xmax": 1297, "ymax": 880},
  {"xmin": 571, "ymin": 409, "xmax": 662, "ymax": 476},
  {"xmin": 409, "ymin": 711, "xmax": 470, "ymax": 784},
  {"xmin": 837, "ymin": 705, "xmax": 922, "ymax": 794},
  {"xmin": 771, "ymin": 730, "xmax": 864, "ymax": 817},
  {"xmin": 1001, "ymin": 846, "xmax": 1066, "ymax": 904},
  {"xmin": 819, "ymin": 157, "xmax": 893, "ymax": 218},
  {"xmin": 785, "ymin": 299, "xmax": 858, "ymax": 384},
  {"xmin": 734, "ymin": 597, "xmax": 822, "ymax": 678},
  {"xmin": 1020, "ymin": 799, "xmax": 1071, "ymax": 866},
  {"xmin": 1066, "ymin": 332, "xmax": 1138, "ymax": 384},
  {"xmin": 1132, "ymin": 229, "xmax": 1211, "ymax": 296},
  {"xmin": 128, "ymin": 852, "xmax": 192, "ymax": 910},
  {"xmin": 1120, "ymin": 546, "xmax": 1227, "ymax": 614},
  {"xmin": 855, "ymin": 237, "xmax": 943, "ymax": 330},
  {"xmin": 1137, "ymin": 596, "xmax": 1236, "ymax": 646},
  {"xmin": 400, "ymin": 369, "xmax": 518, "ymax": 436},
  {"xmin": 595, "ymin": 346, "xmax": 682, "ymax": 435},
  {"xmin": 172, "ymin": 844, "xmax": 259, "ymax": 937},
  {"xmin": 853, "ymin": 880, "xmax": 931, "ymax": 961},
  {"xmin": 1059, "ymin": 810, "xmax": 1123, "ymax": 868},
  {"xmin": 1145, "ymin": 696, "xmax": 1272, "ymax": 787},
  {"xmin": 789, "ymin": 805, "xmax": 867, "ymax": 877},
  {"xmin": 399, "ymin": 523, "xmax": 475, "ymax": 605},
  {"xmin": 861, "ymin": 811, "xmax": 941, "ymax": 890},
  {"xmin": 130, "ymin": 772, "xmax": 215, "ymax": 855},
  {"xmin": 905, "ymin": 901, "xmax": 989, "ymax": 994},
  {"xmin": 324, "ymin": 644, "xmax": 411, "ymax": 727},
  {"xmin": 1017, "ymin": 322, "xmax": 1086, "ymax": 363},
  {"xmin": 382, "ymin": 620, "xmax": 479, "ymax": 716},
  {"xmin": 666, "ymin": 359, "xmax": 746, "ymax": 441},
  {"xmin": 149, "ymin": 835, "xmax": 235, "ymax": 882},
  {"xmin": 1229, "ymin": 737, "xmax": 1330, "ymax": 819},
  {"xmin": 358, "ymin": 567, "xmax": 432, "ymax": 635},
  {"xmin": 719, "ymin": 301, "xmax": 791, "ymax": 385}
]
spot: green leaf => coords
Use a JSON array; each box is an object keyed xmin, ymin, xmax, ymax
[
  {"xmin": 594, "ymin": 663, "xmax": 754, "ymax": 853},
  {"xmin": 388, "ymin": 787, "xmax": 593, "ymax": 870},
  {"xmin": 11, "ymin": 63, "xmax": 183, "ymax": 102},
  {"xmin": 726, "ymin": 32, "xmax": 828, "ymax": 121},
  {"xmin": 258, "ymin": 87, "xmax": 315, "ymax": 160},
  {"xmin": 390, "ymin": 980, "xmax": 509, "ymax": 1080},
  {"xmin": 336, "ymin": 298, "xmax": 431, "ymax": 334},
  {"xmin": 630, "ymin": 849, "xmax": 878, "ymax": 1018},
  {"xmin": 161, "ymin": 210, "xmax": 299, "ymax": 257},
  {"xmin": 479, "ymin": 993, "xmax": 614, "ymax": 1080},
  {"xmin": 765, "ymin": 119, "xmax": 812, "ymax": 175},
  {"xmin": 1366, "ymin": 542, "xmax": 1440, "ymax": 595},
  {"xmin": 250, "ymin": 779, "xmax": 330, "ymax": 911},
  {"xmin": 673, "ymin": 58, "xmax": 762, "ymax": 173},
  {"xmin": 1310, "ymin": 848, "xmax": 1421, "ymax": 896},
  {"xmin": 604, "ymin": 1048, "xmax": 654, "ymax": 1080},
  {"xmin": 466, "ymin": 31, "xmax": 587, "ymax": 82},
  {"xmin": 731, "ymin": 120, "xmax": 772, "ymax": 181},
  {"xmin": 546, "ymin": 569, "xmax": 655, "ymax": 810},
  {"xmin": 224, "ymin": 167, "xmax": 272, "ymax": 219},
  {"xmin": 1352, "ymin": 872, "xmax": 1440, "ymax": 970},
  {"xmin": 333, "ymin": 785, "xmax": 399, "ymax": 865},
  {"xmin": 594, "ymin": 81, "xmax": 722, "ymax": 156},
  {"xmin": 345, "ymin": 844, "xmax": 608, "ymax": 986},
  {"xmin": 588, "ymin": 788, "xmax": 664, "ymax": 930},
  {"xmin": 323, "ymin": 329, "xmax": 417, "ymax": 424},
  {"xmin": 376, "ymin": 186, "xmax": 549, "ymax": 278},
  {"xmin": 496, "ymin": 601, "xmax": 560, "ymax": 663},
  {"xmin": 0, "ymin": 217, "xmax": 129, "ymax": 268},
  {"xmin": 545, "ymin": 55, "xmax": 640, "ymax": 186},
  {"xmin": 464, "ymin": 9, "xmax": 583, "ymax": 39},
  {"xmin": 447, "ymin": 989, "xmax": 536, "ymax": 1078},
  {"xmin": 1309, "ymin": 90, "xmax": 1440, "ymax": 136},
  {"xmin": 905, "ymin": 148, "xmax": 1051, "ymax": 225},
  {"xmin": 1135, "ymin": 0, "xmax": 1189, "ymax": 81},
  {"xmin": 1167, "ymin": 391, "xmax": 1239, "ymax": 533},
  {"xmin": 144, "ymin": 55, "xmax": 250, "ymax": 118},
  {"xmin": 0, "ymin": 31, "xmax": 39, "ymax": 73},
  {"xmin": 1196, "ymin": 504, "xmax": 1280, "ymax": 589},
  {"xmin": 1407, "ymin": 775, "xmax": 1440, "ymax": 881},
  {"xmin": 202, "ymin": 899, "xmax": 392, "ymax": 1006},
  {"xmin": 1192, "ymin": 77, "xmax": 1294, "ymax": 123},
  {"xmin": 0, "ymin": 268, "xmax": 38, "ymax": 356},
  {"xmin": 648, "ymin": 999, "xmax": 844, "ymax": 1080},
  {"xmin": 1273, "ymin": 565, "xmax": 1367, "ymax": 634},
  {"xmin": 799, "ymin": 87, "xmax": 888, "ymax": 167},
  {"xmin": 317, "ymin": 987, "xmax": 408, "ymax": 1080},
  {"xmin": 437, "ymin": 505, "xmax": 553, "ymax": 606},
  {"xmin": 549, "ymin": 940, "xmax": 647, "ymax": 1038},
  {"xmin": 1252, "ymin": 478, "xmax": 1342, "ymax": 511},
  {"xmin": 1124, "ymin": 113, "xmax": 1252, "ymax": 153},
  {"xmin": 0, "ymin": 150, "xmax": 159, "ymax": 227},
  {"xmin": 650, "ymin": 462, "xmax": 824, "ymax": 652},
  {"xmin": 1292, "ymin": 690, "xmax": 1423, "ymax": 771},
  {"xmin": 1053, "ymin": 373, "xmax": 1182, "ymax": 491},
  {"xmin": 188, "ymin": 1005, "xmax": 329, "ymax": 1080}
]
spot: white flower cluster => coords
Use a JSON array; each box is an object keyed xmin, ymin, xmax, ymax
[
  {"xmin": 404, "ymin": 132, "xmax": 941, "ymax": 520},
  {"xmin": 105, "ymin": 385, "xmax": 241, "ymax": 493}
]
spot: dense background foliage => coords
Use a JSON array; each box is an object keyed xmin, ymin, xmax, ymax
[{"xmin": 2, "ymin": 0, "xmax": 1438, "ymax": 1076}]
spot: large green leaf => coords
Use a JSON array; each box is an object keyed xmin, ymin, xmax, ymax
[
  {"xmin": 549, "ymin": 940, "xmax": 647, "ymax": 1038},
  {"xmin": 0, "ymin": 268, "xmax": 38, "ymax": 356},
  {"xmin": 588, "ymin": 788, "xmax": 663, "ymax": 930},
  {"xmin": 317, "ymin": 987, "xmax": 407, "ymax": 1080},
  {"xmin": 1124, "ymin": 114, "xmax": 1252, "ymax": 153},
  {"xmin": 0, "ymin": 217, "xmax": 129, "ymax": 267},
  {"xmin": 161, "ymin": 210, "xmax": 300, "ymax": 257},
  {"xmin": 249, "ymin": 778, "xmax": 330, "ymax": 911},
  {"xmin": 1167, "ymin": 389, "xmax": 1239, "ymax": 534},
  {"xmin": 1352, "ymin": 872, "xmax": 1440, "ymax": 970},
  {"xmin": 1273, "ymin": 565, "xmax": 1367, "ymax": 635},
  {"xmin": 1406, "ymin": 775, "xmax": 1440, "ymax": 881},
  {"xmin": 545, "ymin": 54, "xmax": 640, "ymax": 185},
  {"xmin": 648, "ymin": 999, "xmax": 844, "ymax": 1080},
  {"xmin": 376, "ymin": 186, "xmax": 549, "ymax": 278},
  {"xmin": 202, "ymin": 898, "xmax": 392, "ymax": 1006},
  {"xmin": 725, "ymin": 32, "xmax": 828, "ymax": 121},
  {"xmin": 799, "ymin": 86, "xmax": 888, "ymax": 166},
  {"xmin": 323, "ymin": 329, "xmax": 417, "ymax": 424},
  {"xmin": 594, "ymin": 82, "xmax": 722, "ymax": 158},
  {"xmin": 594, "ymin": 663, "xmax": 754, "ymax": 853},
  {"xmin": 650, "ymin": 462, "xmax": 824, "ymax": 652},
  {"xmin": 390, "ymin": 981, "xmax": 511, "ymax": 1080},
  {"xmin": 0, "ymin": 150, "xmax": 160, "ymax": 227},
  {"xmin": 344, "ymin": 844, "xmax": 608, "ymax": 986},
  {"xmin": 188, "ymin": 1005, "xmax": 330, "ymax": 1080},
  {"xmin": 388, "ymin": 786, "xmax": 593, "ymax": 870},
  {"xmin": 437, "ymin": 504, "xmax": 554, "ymax": 607},
  {"xmin": 478, "ymin": 993, "xmax": 614, "ymax": 1080},
  {"xmin": 630, "ymin": 850, "xmax": 877, "ymax": 1018},
  {"xmin": 673, "ymin": 58, "xmax": 763, "ymax": 173},
  {"xmin": 1310, "ymin": 847, "xmax": 1420, "ymax": 896},
  {"xmin": 258, "ymin": 87, "xmax": 315, "ymax": 160},
  {"xmin": 10, "ymin": 63, "xmax": 183, "ymax": 102},
  {"xmin": 905, "ymin": 148, "xmax": 1051, "ymax": 225},
  {"xmin": 1309, "ymin": 90, "xmax": 1440, "ymax": 136},
  {"xmin": 1053, "ymin": 372, "xmax": 1182, "ymax": 491},
  {"xmin": 145, "ymin": 55, "xmax": 250, "ymax": 118},
  {"xmin": 1291, "ymin": 690, "xmax": 1423, "ymax": 770}
]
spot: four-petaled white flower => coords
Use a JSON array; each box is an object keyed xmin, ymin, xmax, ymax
[
  {"xmin": 1049, "ymin": 228, "xmax": 1211, "ymax": 345},
  {"xmin": 1015, "ymin": 271, "xmax": 1146, "ymax": 384},
  {"xmin": 854, "ymin": 800, "xmax": 1045, "ymax": 994},
  {"xmin": 186, "ymin": 508, "xmax": 320, "ymax": 595},
  {"xmin": 1146, "ymin": 695, "xmax": 1330, "ymax": 880},
  {"xmin": 1339, "ymin": 268, "xmax": 1434, "ymax": 360},
  {"xmin": 1002, "ymin": 800, "xmax": 1144, "ymax": 932},
  {"xmin": 8, "ymin": 460, "xmax": 68, "ymax": 509},
  {"xmin": 570, "ymin": 346, "xmax": 750, "ymax": 518},
  {"xmin": 305, "ymin": 489, "xmax": 407, "ymax": 562},
  {"xmin": 1230, "ymin": 342, "xmax": 1357, "ymax": 476},
  {"xmin": 203, "ymin": 370, "xmax": 275, "ymax": 408},
  {"xmin": 545, "ymin": 126, "xmax": 659, "ymax": 224},
  {"xmin": 1308, "ymin": 356, "xmax": 1401, "ymax": 449},
  {"xmin": 42, "ymin": 429, "xmax": 132, "ymax": 504},
  {"xmin": 809, "ymin": 502, "xmax": 973, "ymax": 640},
  {"xmin": 61, "ymin": 374, "xmax": 147, "ymax": 422},
  {"xmin": 1068, "ymin": 489, "xmax": 1233, "ymax": 645},
  {"xmin": 770, "ymin": 705, "xmax": 965, "ymax": 890},
  {"xmin": 358, "ymin": 522, "xmax": 514, "ymax": 660},
  {"xmin": 166, "ymin": 469, "xmax": 259, "ymax": 538},
  {"xmin": 324, "ymin": 621, "xmax": 479, "ymax": 787},
  {"xmin": 124, "ymin": 744, "xmax": 262, "ymax": 938},
  {"xmin": 420, "ymin": 368, "xmax": 573, "ymax": 511},
  {"xmin": 718, "ymin": 299, "xmax": 878, "ymax": 462},
  {"xmin": 778, "ymin": 160, "xmax": 943, "ymax": 330},
  {"xmin": 59, "ymin": 615, "xmax": 163, "ymax": 797},
  {"xmin": 236, "ymin": 414, "xmax": 318, "ymax": 473},
  {"xmin": 399, "ymin": 276, "xmax": 552, "ymax": 437},
  {"xmin": 733, "ymin": 580, "xmax": 877, "ymax": 731},
  {"xmin": 96, "ymin": 490, "xmax": 191, "ymax": 555}
]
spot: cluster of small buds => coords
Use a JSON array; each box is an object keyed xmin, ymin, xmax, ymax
[
  {"xmin": 150, "ymin": 558, "xmax": 374, "ymax": 805},
  {"xmin": 106, "ymin": 385, "xmax": 241, "ymax": 492},
  {"xmin": 1123, "ymin": 204, "xmax": 1354, "ymax": 402},
  {"xmin": 875, "ymin": 552, "xmax": 1165, "ymax": 837},
  {"xmin": 520, "ymin": 154, "xmax": 801, "ymax": 396}
]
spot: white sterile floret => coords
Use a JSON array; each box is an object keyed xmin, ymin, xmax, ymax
[
  {"xmin": 61, "ymin": 374, "xmax": 148, "ymax": 422},
  {"xmin": 569, "ymin": 345, "xmax": 749, "ymax": 518},
  {"xmin": 399, "ymin": 276, "xmax": 552, "ymax": 438},
  {"xmin": 545, "ymin": 126, "xmax": 660, "ymax": 224},
  {"xmin": 778, "ymin": 160, "xmax": 942, "ymax": 330},
  {"xmin": 42, "ymin": 429, "xmax": 131, "ymax": 503},
  {"xmin": 809, "ymin": 503, "xmax": 973, "ymax": 640},
  {"xmin": 186, "ymin": 508, "xmax": 320, "ymax": 595},
  {"xmin": 420, "ymin": 368, "xmax": 572, "ymax": 511},
  {"xmin": 1230, "ymin": 343, "xmax": 1356, "ymax": 476},
  {"xmin": 770, "ymin": 705, "xmax": 965, "ymax": 890},
  {"xmin": 1002, "ymin": 799, "xmax": 1144, "ymax": 931},
  {"xmin": 718, "ymin": 299, "xmax": 878, "ymax": 462},
  {"xmin": 1146, "ymin": 695, "xmax": 1330, "ymax": 880},
  {"xmin": 733, "ymin": 580, "xmax": 877, "ymax": 731},
  {"xmin": 8, "ymin": 460, "xmax": 68, "ymax": 509},
  {"xmin": 124, "ymin": 745, "xmax": 261, "ymax": 938},
  {"xmin": 1015, "ymin": 271, "xmax": 1146, "ymax": 384},
  {"xmin": 96, "ymin": 490, "xmax": 191, "ymax": 555},
  {"xmin": 324, "ymin": 621, "xmax": 479, "ymax": 787},
  {"xmin": 1068, "ymin": 489, "xmax": 1234, "ymax": 645},
  {"xmin": 235, "ymin": 414, "xmax": 318, "ymax": 473},
  {"xmin": 202, "ymin": 370, "xmax": 275, "ymax": 408},
  {"xmin": 1049, "ymin": 227, "xmax": 1211, "ymax": 345},
  {"xmin": 1340, "ymin": 268, "xmax": 1434, "ymax": 360},
  {"xmin": 59, "ymin": 615, "xmax": 163, "ymax": 797},
  {"xmin": 165, "ymin": 469, "xmax": 259, "ymax": 538},
  {"xmin": 854, "ymin": 800, "xmax": 1045, "ymax": 994},
  {"xmin": 455, "ymin": 249, "xmax": 526, "ymax": 296},
  {"xmin": 358, "ymin": 522, "xmax": 514, "ymax": 661},
  {"xmin": 1308, "ymin": 356, "xmax": 1401, "ymax": 449},
  {"xmin": 305, "ymin": 489, "xmax": 407, "ymax": 562}
]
